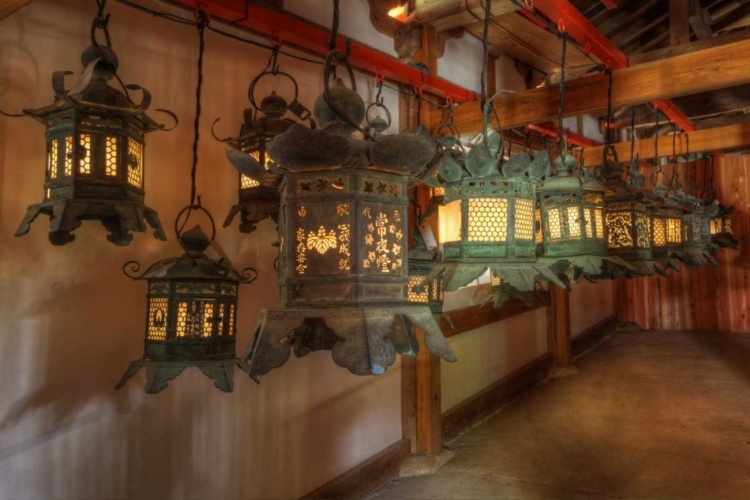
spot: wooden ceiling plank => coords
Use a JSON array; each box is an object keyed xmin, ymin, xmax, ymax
[
  {"xmin": 712, "ymin": 1, "xmax": 750, "ymax": 32},
  {"xmin": 430, "ymin": 38, "xmax": 750, "ymax": 134},
  {"xmin": 582, "ymin": 123, "xmax": 750, "ymax": 164}
]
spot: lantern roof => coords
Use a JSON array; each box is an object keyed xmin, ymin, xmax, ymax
[
  {"xmin": 127, "ymin": 226, "xmax": 249, "ymax": 283},
  {"xmin": 23, "ymin": 45, "xmax": 167, "ymax": 133},
  {"xmin": 539, "ymin": 153, "xmax": 607, "ymax": 195}
]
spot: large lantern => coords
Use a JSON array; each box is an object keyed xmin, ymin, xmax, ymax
[
  {"xmin": 11, "ymin": 14, "xmax": 173, "ymax": 245},
  {"xmin": 219, "ymin": 55, "xmax": 314, "ymax": 234},
  {"xmin": 239, "ymin": 52, "xmax": 456, "ymax": 380},
  {"xmin": 116, "ymin": 223, "xmax": 256, "ymax": 393}
]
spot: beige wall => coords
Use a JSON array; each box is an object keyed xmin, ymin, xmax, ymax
[
  {"xmin": 570, "ymin": 280, "xmax": 615, "ymax": 338},
  {"xmin": 0, "ymin": 2, "xmax": 402, "ymax": 499},
  {"xmin": 441, "ymin": 308, "xmax": 548, "ymax": 413}
]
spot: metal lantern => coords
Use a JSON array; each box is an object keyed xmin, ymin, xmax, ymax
[
  {"xmin": 711, "ymin": 205, "xmax": 739, "ymax": 249},
  {"xmin": 219, "ymin": 54, "xmax": 314, "ymax": 234},
  {"xmin": 427, "ymin": 122, "xmax": 565, "ymax": 296},
  {"xmin": 679, "ymin": 198, "xmax": 718, "ymax": 269},
  {"xmin": 539, "ymin": 154, "xmax": 607, "ymax": 258},
  {"xmin": 117, "ymin": 223, "xmax": 256, "ymax": 393},
  {"xmin": 239, "ymin": 51, "xmax": 456, "ymax": 380},
  {"xmin": 599, "ymin": 153, "xmax": 662, "ymax": 277},
  {"xmin": 408, "ymin": 231, "xmax": 445, "ymax": 317},
  {"xmin": 11, "ymin": 17, "xmax": 173, "ymax": 246}
]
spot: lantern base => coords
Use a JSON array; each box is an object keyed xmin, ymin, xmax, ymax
[
  {"xmin": 15, "ymin": 198, "xmax": 166, "ymax": 246},
  {"xmin": 223, "ymin": 186, "xmax": 281, "ymax": 234},
  {"xmin": 115, "ymin": 359, "xmax": 239, "ymax": 394},
  {"xmin": 241, "ymin": 306, "xmax": 457, "ymax": 381},
  {"xmin": 429, "ymin": 262, "xmax": 567, "ymax": 294},
  {"xmin": 675, "ymin": 250, "xmax": 719, "ymax": 270},
  {"xmin": 538, "ymin": 255, "xmax": 635, "ymax": 283}
]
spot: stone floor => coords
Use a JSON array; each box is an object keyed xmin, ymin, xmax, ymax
[{"xmin": 369, "ymin": 330, "xmax": 750, "ymax": 499}]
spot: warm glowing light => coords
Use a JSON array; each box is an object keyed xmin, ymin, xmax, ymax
[{"xmin": 388, "ymin": 4, "xmax": 408, "ymax": 22}]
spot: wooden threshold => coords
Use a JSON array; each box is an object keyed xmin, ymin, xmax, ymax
[{"xmin": 301, "ymin": 438, "xmax": 411, "ymax": 500}]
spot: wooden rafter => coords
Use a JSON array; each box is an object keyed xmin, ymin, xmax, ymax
[
  {"xmin": 429, "ymin": 38, "xmax": 750, "ymax": 134},
  {"xmin": 407, "ymin": 0, "xmax": 519, "ymax": 32}
]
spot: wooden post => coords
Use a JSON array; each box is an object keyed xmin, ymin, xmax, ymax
[
  {"xmin": 400, "ymin": 25, "xmax": 444, "ymax": 457},
  {"xmin": 669, "ymin": 0, "xmax": 690, "ymax": 46},
  {"xmin": 547, "ymin": 286, "xmax": 578, "ymax": 378}
]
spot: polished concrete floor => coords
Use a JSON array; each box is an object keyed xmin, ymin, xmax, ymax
[{"xmin": 369, "ymin": 330, "xmax": 750, "ymax": 499}]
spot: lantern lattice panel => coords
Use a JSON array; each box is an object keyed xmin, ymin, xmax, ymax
[
  {"xmin": 468, "ymin": 198, "xmax": 508, "ymax": 242},
  {"xmin": 279, "ymin": 170, "xmax": 407, "ymax": 308},
  {"xmin": 408, "ymin": 275, "xmax": 429, "ymax": 303},
  {"xmin": 443, "ymin": 176, "xmax": 537, "ymax": 262},
  {"xmin": 539, "ymin": 194, "xmax": 607, "ymax": 258},
  {"xmin": 652, "ymin": 208, "xmax": 684, "ymax": 259}
]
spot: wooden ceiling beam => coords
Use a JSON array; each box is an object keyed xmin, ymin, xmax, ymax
[
  {"xmin": 407, "ymin": 0, "xmax": 519, "ymax": 32},
  {"xmin": 630, "ymin": 27, "xmax": 750, "ymax": 64},
  {"xmin": 430, "ymin": 38, "xmax": 750, "ymax": 134},
  {"xmin": 0, "ymin": 0, "xmax": 30, "ymax": 19},
  {"xmin": 581, "ymin": 123, "xmax": 750, "ymax": 165}
]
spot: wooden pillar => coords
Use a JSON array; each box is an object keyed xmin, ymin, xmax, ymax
[
  {"xmin": 400, "ymin": 24, "xmax": 443, "ymax": 456},
  {"xmin": 547, "ymin": 286, "xmax": 577, "ymax": 377}
]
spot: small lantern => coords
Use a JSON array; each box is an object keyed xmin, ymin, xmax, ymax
[
  {"xmin": 538, "ymin": 154, "xmax": 607, "ymax": 259},
  {"xmin": 11, "ymin": 18, "xmax": 173, "ymax": 245},
  {"xmin": 116, "ymin": 223, "xmax": 256, "ymax": 393},
  {"xmin": 219, "ymin": 59, "xmax": 314, "ymax": 234},
  {"xmin": 711, "ymin": 205, "xmax": 739, "ymax": 249},
  {"xmin": 679, "ymin": 198, "xmax": 718, "ymax": 268},
  {"xmin": 239, "ymin": 51, "xmax": 456, "ymax": 380}
]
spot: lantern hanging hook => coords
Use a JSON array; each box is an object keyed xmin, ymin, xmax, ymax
[{"xmin": 175, "ymin": 197, "xmax": 217, "ymax": 243}]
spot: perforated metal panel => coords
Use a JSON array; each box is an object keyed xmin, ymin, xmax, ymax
[
  {"xmin": 408, "ymin": 275, "xmax": 429, "ymax": 303},
  {"xmin": 127, "ymin": 137, "xmax": 143, "ymax": 187},
  {"xmin": 79, "ymin": 134, "xmax": 91, "ymax": 174},
  {"xmin": 468, "ymin": 198, "xmax": 508, "ymax": 242},
  {"xmin": 106, "ymin": 136, "xmax": 118, "ymax": 177},
  {"xmin": 147, "ymin": 297, "xmax": 168, "ymax": 340}
]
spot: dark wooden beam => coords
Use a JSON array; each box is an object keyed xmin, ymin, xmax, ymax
[
  {"xmin": 431, "ymin": 38, "xmax": 750, "ymax": 134},
  {"xmin": 630, "ymin": 28, "xmax": 750, "ymax": 64},
  {"xmin": 410, "ymin": 0, "xmax": 519, "ymax": 32},
  {"xmin": 669, "ymin": 0, "xmax": 691, "ymax": 45},
  {"xmin": 689, "ymin": 0, "xmax": 713, "ymax": 39},
  {"xmin": 712, "ymin": 2, "xmax": 750, "ymax": 32},
  {"xmin": 581, "ymin": 123, "xmax": 750, "ymax": 164}
]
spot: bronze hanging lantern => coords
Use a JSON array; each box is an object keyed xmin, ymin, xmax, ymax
[
  {"xmin": 408, "ymin": 229, "xmax": 446, "ymax": 319},
  {"xmin": 116, "ymin": 11, "xmax": 256, "ymax": 393},
  {"xmin": 8, "ymin": 4, "xmax": 175, "ymax": 245},
  {"xmin": 239, "ymin": 50, "xmax": 456, "ymax": 380},
  {"xmin": 217, "ymin": 48, "xmax": 315, "ymax": 234},
  {"xmin": 600, "ymin": 149, "xmax": 662, "ymax": 278},
  {"xmin": 536, "ymin": 151, "xmax": 613, "ymax": 278},
  {"xmin": 117, "ymin": 220, "xmax": 256, "ymax": 393},
  {"xmin": 711, "ymin": 204, "xmax": 738, "ymax": 249}
]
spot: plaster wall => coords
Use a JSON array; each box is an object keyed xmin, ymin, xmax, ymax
[
  {"xmin": 0, "ymin": 2, "xmax": 402, "ymax": 499},
  {"xmin": 570, "ymin": 279, "xmax": 615, "ymax": 338},
  {"xmin": 441, "ymin": 308, "xmax": 548, "ymax": 413}
]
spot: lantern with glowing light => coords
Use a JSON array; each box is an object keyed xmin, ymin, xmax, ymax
[
  {"xmin": 408, "ymin": 232, "xmax": 445, "ymax": 317},
  {"xmin": 596, "ymin": 152, "xmax": 664, "ymax": 277},
  {"xmin": 678, "ymin": 198, "xmax": 718, "ymax": 268},
  {"xmin": 9, "ymin": 14, "xmax": 174, "ymax": 246},
  {"xmin": 711, "ymin": 205, "xmax": 738, "ymax": 249},
  {"xmin": 117, "ymin": 222, "xmax": 257, "ymax": 393},
  {"xmin": 426, "ymin": 119, "xmax": 564, "ymax": 294},
  {"xmin": 538, "ymin": 154, "xmax": 607, "ymax": 259},
  {"xmin": 219, "ymin": 55, "xmax": 314, "ymax": 233},
  {"xmin": 239, "ymin": 51, "xmax": 456, "ymax": 380}
]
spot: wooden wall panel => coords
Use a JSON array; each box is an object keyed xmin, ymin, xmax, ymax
[{"xmin": 621, "ymin": 155, "xmax": 750, "ymax": 332}]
